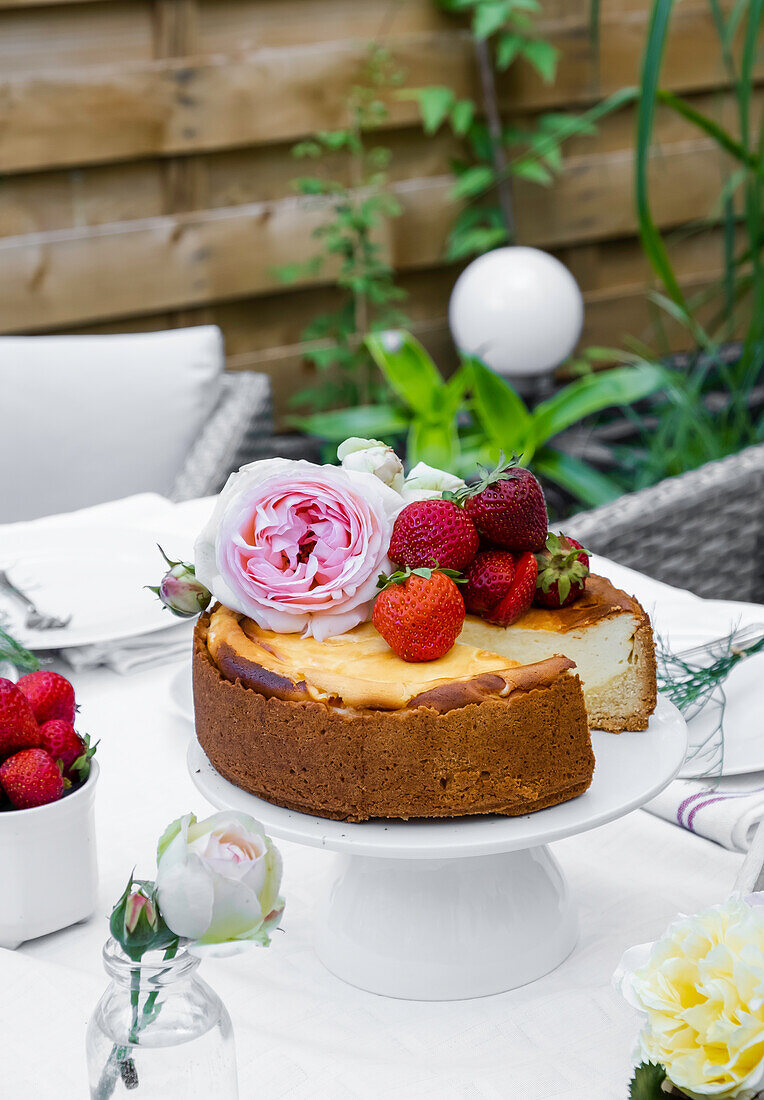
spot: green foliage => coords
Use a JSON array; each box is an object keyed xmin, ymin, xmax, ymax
[
  {"xmin": 272, "ymin": 47, "xmax": 410, "ymax": 412},
  {"xmin": 402, "ymin": 0, "xmax": 604, "ymax": 259},
  {"xmin": 606, "ymin": 0, "xmax": 764, "ymax": 489},
  {"xmin": 295, "ymin": 331, "xmax": 665, "ymax": 508},
  {"xmin": 0, "ymin": 626, "xmax": 40, "ymax": 673},
  {"xmin": 629, "ymin": 1062, "xmax": 668, "ymax": 1099}
]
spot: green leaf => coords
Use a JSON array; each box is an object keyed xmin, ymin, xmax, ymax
[
  {"xmin": 522, "ymin": 38, "xmax": 558, "ymax": 82},
  {"xmin": 289, "ymin": 405, "xmax": 410, "ymax": 443},
  {"xmin": 495, "ymin": 32, "xmax": 524, "ymax": 70},
  {"xmin": 468, "ymin": 357, "xmax": 533, "ymax": 457},
  {"xmin": 530, "ymin": 364, "xmax": 667, "ymax": 446},
  {"xmin": 407, "ymin": 418, "xmax": 460, "ymax": 470},
  {"xmin": 450, "ymin": 98, "xmax": 476, "ymax": 136},
  {"xmin": 0, "ymin": 626, "xmax": 40, "ymax": 673},
  {"xmin": 445, "ymin": 225, "xmax": 508, "ymax": 260},
  {"xmin": 365, "ymin": 330, "xmax": 445, "ymax": 411},
  {"xmin": 401, "ymin": 86, "xmax": 455, "ymax": 133},
  {"xmin": 512, "ymin": 158, "xmax": 554, "ymax": 185},
  {"xmin": 532, "ymin": 447, "xmax": 623, "ymax": 508},
  {"xmin": 473, "ymin": 0, "xmax": 512, "ymax": 39},
  {"xmin": 629, "ymin": 1062, "xmax": 667, "ymax": 1100},
  {"xmin": 449, "ymin": 164, "xmax": 497, "ymax": 200}
]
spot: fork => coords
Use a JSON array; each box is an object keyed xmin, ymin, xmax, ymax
[{"xmin": 0, "ymin": 569, "xmax": 72, "ymax": 631}]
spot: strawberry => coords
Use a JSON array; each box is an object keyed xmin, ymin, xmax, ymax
[
  {"xmin": 17, "ymin": 670, "xmax": 76, "ymax": 725},
  {"xmin": 534, "ymin": 533, "xmax": 589, "ymax": 609},
  {"xmin": 372, "ymin": 567, "xmax": 465, "ymax": 662},
  {"xmin": 483, "ymin": 552, "xmax": 538, "ymax": 627},
  {"xmin": 457, "ymin": 457, "xmax": 547, "ymax": 553},
  {"xmin": 388, "ymin": 500, "xmax": 479, "ymax": 572},
  {"xmin": 0, "ymin": 678, "xmax": 41, "ymax": 757},
  {"xmin": 38, "ymin": 719, "xmax": 86, "ymax": 773},
  {"xmin": 463, "ymin": 551, "xmax": 516, "ymax": 614},
  {"xmin": 0, "ymin": 748, "xmax": 65, "ymax": 810}
]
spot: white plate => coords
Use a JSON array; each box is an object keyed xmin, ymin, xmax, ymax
[
  {"xmin": 188, "ymin": 695, "xmax": 687, "ymax": 859},
  {"xmin": 169, "ymin": 661, "xmax": 194, "ymax": 720},
  {"xmin": 668, "ymin": 625, "xmax": 764, "ymax": 778},
  {"xmin": 0, "ymin": 525, "xmax": 193, "ymax": 650}
]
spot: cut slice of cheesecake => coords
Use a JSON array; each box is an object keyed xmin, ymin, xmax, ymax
[{"xmin": 459, "ymin": 575, "xmax": 657, "ymax": 732}]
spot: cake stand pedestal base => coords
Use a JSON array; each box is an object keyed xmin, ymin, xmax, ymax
[
  {"xmin": 315, "ymin": 846, "xmax": 577, "ymax": 1000},
  {"xmin": 189, "ymin": 697, "xmax": 688, "ymax": 1001}
]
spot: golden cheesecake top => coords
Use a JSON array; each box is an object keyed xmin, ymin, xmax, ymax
[{"xmin": 204, "ymin": 605, "xmax": 575, "ymax": 712}]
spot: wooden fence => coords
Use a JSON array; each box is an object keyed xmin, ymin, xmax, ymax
[{"xmin": 0, "ymin": 0, "xmax": 758, "ymax": 420}]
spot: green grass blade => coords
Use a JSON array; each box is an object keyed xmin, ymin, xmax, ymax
[
  {"xmin": 635, "ymin": 0, "xmax": 687, "ymax": 307},
  {"xmin": 656, "ymin": 90, "xmax": 760, "ymax": 169}
]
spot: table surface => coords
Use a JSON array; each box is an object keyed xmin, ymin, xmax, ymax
[{"xmin": 0, "ymin": 496, "xmax": 746, "ymax": 1100}]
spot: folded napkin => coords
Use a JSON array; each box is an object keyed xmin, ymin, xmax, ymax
[
  {"xmin": 645, "ymin": 774, "xmax": 764, "ymax": 853},
  {"xmin": 61, "ymin": 621, "xmax": 194, "ymax": 674}
]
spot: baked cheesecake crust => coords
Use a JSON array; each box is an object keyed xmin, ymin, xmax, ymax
[{"xmin": 193, "ymin": 612, "xmax": 594, "ymax": 822}]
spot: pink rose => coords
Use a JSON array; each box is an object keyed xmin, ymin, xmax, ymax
[{"xmin": 195, "ymin": 459, "xmax": 402, "ymax": 640}]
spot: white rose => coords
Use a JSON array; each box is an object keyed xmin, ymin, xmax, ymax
[
  {"xmin": 401, "ymin": 461, "xmax": 466, "ymax": 502},
  {"xmin": 614, "ymin": 895, "xmax": 764, "ymax": 1098},
  {"xmin": 156, "ymin": 811, "xmax": 284, "ymax": 958},
  {"xmin": 337, "ymin": 437, "xmax": 405, "ymax": 493}
]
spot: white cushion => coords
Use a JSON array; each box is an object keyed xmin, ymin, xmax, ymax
[{"xmin": 0, "ymin": 326, "xmax": 224, "ymax": 521}]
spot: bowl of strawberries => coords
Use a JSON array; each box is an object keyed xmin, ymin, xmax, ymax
[{"xmin": 0, "ymin": 670, "xmax": 99, "ymax": 949}]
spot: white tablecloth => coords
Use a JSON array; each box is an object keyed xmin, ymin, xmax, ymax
[{"xmin": 0, "ymin": 498, "xmax": 748, "ymax": 1099}]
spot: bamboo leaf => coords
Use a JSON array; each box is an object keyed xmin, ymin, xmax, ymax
[{"xmin": 532, "ymin": 447, "xmax": 623, "ymax": 507}]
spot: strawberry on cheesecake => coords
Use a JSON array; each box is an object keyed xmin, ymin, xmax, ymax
[{"xmin": 185, "ymin": 438, "xmax": 657, "ymax": 822}]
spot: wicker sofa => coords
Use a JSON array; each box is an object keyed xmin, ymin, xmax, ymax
[{"xmin": 565, "ymin": 443, "xmax": 764, "ymax": 603}]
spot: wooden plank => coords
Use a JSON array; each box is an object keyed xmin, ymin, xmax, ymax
[
  {"xmin": 2, "ymin": 84, "xmax": 759, "ymax": 239},
  {"xmin": 0, "ymin": 3, "xmax": 153, "ymax": 77},
  {"xmin": 1, "ymin": 4, "xmax": 759, "ymax": 173},
  {"xmin": 0, "ymin": 124, "xmax": 746, "ymax": 331},
  {"xmin": 51, "ymin": 218, "xmax": 734, "ymax": 422}
]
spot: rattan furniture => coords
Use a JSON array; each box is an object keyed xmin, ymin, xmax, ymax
[
  {"xmin": 170, "ymin": 372, "xmax": 273, "ymax": 500},
  {"xmin": 565, "ymin": 443, "xmax": 764, "ymax": 603}
]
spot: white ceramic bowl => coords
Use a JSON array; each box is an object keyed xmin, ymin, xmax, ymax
[{"xmin": 0, "ymin": 761, "xmax": 99, "ymax": 949}]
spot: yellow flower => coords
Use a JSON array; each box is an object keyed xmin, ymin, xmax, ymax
[{"xmin": 615, "ymin": 897, "xmax": 764, "ymax": 1098}]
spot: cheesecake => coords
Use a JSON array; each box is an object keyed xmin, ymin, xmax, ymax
[
  {"xmin": 461, "ymin": 575, "xmax": 656, "ymax": 732},
  {"xmin": 193, "ymin": 605, "xmax": 594, "ymax": 822}
]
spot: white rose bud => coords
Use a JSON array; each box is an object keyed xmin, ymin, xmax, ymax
[
  {"xmin": 401, "ymin": 461, "xmax": 466, "ymax": 503},
  {"xmin": 337, "ymin": 437, "xmax": 404, "ymax": 493}
]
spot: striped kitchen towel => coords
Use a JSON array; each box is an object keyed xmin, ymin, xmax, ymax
[{"xmin": 644, "ymin": 773, "xmax": 764, "ymax": 852}]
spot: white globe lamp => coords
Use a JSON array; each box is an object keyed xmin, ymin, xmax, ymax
[{"xmin": 449, "ymin": 247, "xmax": 584, "ymax": 387}]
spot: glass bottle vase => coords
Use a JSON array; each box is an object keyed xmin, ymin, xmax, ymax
[{"xmin": 86, "ymin": 938, "xmax": 238, "ymax": 1099}]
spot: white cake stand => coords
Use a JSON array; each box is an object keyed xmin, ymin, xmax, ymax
[{"xmin": 188, "ymin": 696, "xmax": 687, "ymax": 1001}]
